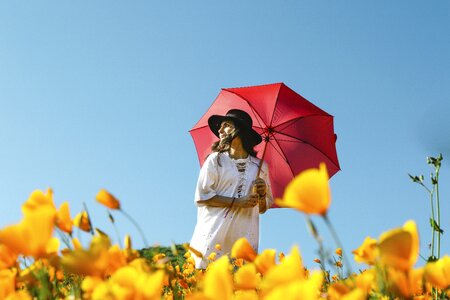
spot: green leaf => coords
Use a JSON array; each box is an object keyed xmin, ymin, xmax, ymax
[
  {"xmin": 429, "ymin": 218, "xmax": 444, "ymax": 234},
  {"xmin": 408, "ymin": 174, "xmax": 423, "ymax": 183}
]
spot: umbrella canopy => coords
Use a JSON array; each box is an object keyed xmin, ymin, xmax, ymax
[{"xmin": 190, "ymin": 82, "xmax": 340, "ymax": 202}]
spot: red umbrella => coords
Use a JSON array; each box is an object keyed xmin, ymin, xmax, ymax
[{"xmin": 189, "ymin": 82, "xmax": 340, "ymax": 204}]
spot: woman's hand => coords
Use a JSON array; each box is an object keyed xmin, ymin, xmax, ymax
[
  {"xmin": 252, "ymin": 178, "xmax": 267, "ymax": 197},
  {"xmin": 236, "ymin": 194, "xmax": 259, "ymax": 208}
]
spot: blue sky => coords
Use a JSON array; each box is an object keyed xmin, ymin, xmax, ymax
[{"xmin": 1, "ymin": 1, "xmax": 449, "ymax": 269}]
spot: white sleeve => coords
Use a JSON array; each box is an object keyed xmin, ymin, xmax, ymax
[
  {"xmin": 194, "ymin": 154, "xmax": 219, "ymax": 204},
  {"xmin": 260, "ymin": 162, "xmax": 274, "ymax": 208}
]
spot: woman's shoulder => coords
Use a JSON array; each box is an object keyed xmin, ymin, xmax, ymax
[{"xmin": 203, "ymin": 152, "xmax": 221, "ymax": 165}]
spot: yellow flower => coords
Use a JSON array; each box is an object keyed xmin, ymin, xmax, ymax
[
  {"xmin": 55, "ymin": 202, "xmax": 72, "ymax": 234},
  {"xmin": 73, "ymin": 211, "xmax": 92, "ymax": 233},
  {"xmin": 335, "ymin": 248, "xmax": 342, "ymax": 256},
  {"xmin": 261, "ymin": 246, "xmax": 306, "ymax": 293},
  {"xmin": 96, "ymin": 189, "xmax": 121, "ymax": 210},
  {"xmin": 203, "ymin": 256, "xmax": 233, "ymax": 300},
  {"xmin": 81, "ymin": 276, "xmax": 104, "ymax": 299},
  {"xmin": 231, "ymin": 238, "xmax": 257, "ymax": 262},
  {"xmin": 233, "ymin": 290, "xmax": 259, "ymax": 300},
  {"xmin": 62, "ymin": 234, "xmax": 127, "ymax": 277},
  {"xmin": 378, "ymin": 220, "xmax": 419, "ymax": 271},
  {"xmin": 264, "ymin": 271, "xmax": 322, "ymax": 300},
  {"xmin": 207, "ymin": 252, "xmax": 217, "ymax": 261},
  {"xmin": 109, "ymin": 266, "xmax": 165, "ymax": 299},
  {"xmin": 234, "ymin": 263, "xmax": 258, "ymax": 290},
  {"xmin": 254, "ymin": 249, "xmax": 276, "ymax": 275},
  {"xmin": 352, "ymin": 236, "xmax": 378, "ymax": 265},
  {"xmin": 276, "ymin": 163, "xmax": 331, "ymax": 215},
  {"xmin": 215, "ymin": 243, "xmax": 222, "ymax": 251},
  {"xmin": 424, "ymin": 255, "xmax": 450, "ymax": 289}
]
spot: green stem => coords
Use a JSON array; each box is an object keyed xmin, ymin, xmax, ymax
[
  {"xmin": 430, "ymin": 187, "xmax": 436, "ymax": 259},
  {"xmin": 305, "ymin": 216, "xmax": 329, "ymax": 283},
  {"xmin": 435, "ymin": 166, "xmax": 441, "ymax": 259},
  {"xmin": 323, "ymin": 214, "xmax": 353, "ymax": 277},
  {"xmin": 120, "ymin": 209, "xmax": 149, "ymax": 248},
  {"xmin": 107, "ymin": 211, "xmax": 123, "ymax": 248}
]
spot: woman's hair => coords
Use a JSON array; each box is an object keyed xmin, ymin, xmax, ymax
[{"xmin": 208, "ymin": 124, "xmax": 257, "ymax": 166}]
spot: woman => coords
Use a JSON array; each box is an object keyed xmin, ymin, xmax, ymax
[{"xmin": 189, "ymin": 109, "xmax": 273, "ymax": 269}]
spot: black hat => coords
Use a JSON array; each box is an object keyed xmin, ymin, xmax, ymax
[{"xmin": 208, "ymin": 109, "xmax": 262, "ymax": 146}]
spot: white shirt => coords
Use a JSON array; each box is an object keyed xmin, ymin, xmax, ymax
[{"xmin": 189, "ymin": 151, "xmax": 273, "ymax": 269}]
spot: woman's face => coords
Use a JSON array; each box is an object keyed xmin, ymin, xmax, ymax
[{"xmin": 218, "ymin": 120, "xmax": 235, "ymax": 140}]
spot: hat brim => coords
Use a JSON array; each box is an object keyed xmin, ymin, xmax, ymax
[{"xmin": 208, "ymin": 114, "xmax": 262, "ymax": 146}]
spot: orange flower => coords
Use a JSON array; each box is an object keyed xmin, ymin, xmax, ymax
[
  {"xmin": 56, "ymin": 202, "xmax": 72, "ymax": 234},
  {"xmin": 73, "ymin": 211, "xmax": 92, "ymax": 232},
  {"xmin": 4, "ymin": 290, "xmax": 32, "ymax": 300},
  {"xmin": 0, "ymin": 269, "xmax": 16, "ymax": 299},
  {"xmin": 61, "ymin": 234, "xmax": 127, "ymax": 277},
  {"xmin": 352, "ymin": 236, "xmax": 378, "ymax": 265},
  {"xmin": 21, "ymin": 189, "xmax": 56, "ymax": 215},
  {"xmin": 387, "ymin": 267, "xmax": 424, "ymax": 298},
  {"xmin": 254, "ymin": 249, "xmax": 276, "ymax": 275},
  {"xmin": 0, "ymin": 244, "xmax": 17, "ymax": 270},
  {"xmin": 231, "ymin": 238, "xmax": 257, "ymax": 262},
  {"xmin": 424, "ymin": 255, "xmax": 450, "ymax": 289},
  {"xmin": 313, "ymin": 258, "xmax": 321, "ymax": 264},
  {"xmin": 378, "ymin": 220, "xmax": 419, "ymax": 271},
  {"xmin": 96, "ymin": 189, "xmax": 121, "ymax": 210},
  {"xmin": 276, "ymin": 163, "xmax": 331, "ymax": 215},
  {"xmin": 335, "ymin": 248, "xmax": 342, "ymax": 257},
  {"xmin": 0, "ymin": 203, "xmax": 56, "ymax": 258}
]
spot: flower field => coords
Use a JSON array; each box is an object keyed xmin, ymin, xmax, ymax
[{"xmin": 0, "ymin": 156, "xmax": 448, "ymax": 299}]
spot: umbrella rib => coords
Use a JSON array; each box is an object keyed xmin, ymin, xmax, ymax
[
  {"xmin": 274, "ymin": 114, "xmax": 333, "ymax": 133},
  {"xmin": 273, "ymin": 130, "xmax": 340, "ymax": 170},
  {"xmin": 268, "ymin": 83, "xmax": 283, "ymax": 128},
  {"xmin": 268, "ymin": 136, "xmax": 296, "ymax": 179},
  {"xmin": 222, "ymin": 89, "xmax": 268, "ymax": 130}
]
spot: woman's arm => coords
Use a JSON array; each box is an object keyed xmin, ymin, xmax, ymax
[
  {"xmin": 197, "ymin": 195, "xmax": 234, "ymax": 207},
  {"xmin": 197, "ymin": 194, "xmax": 259, "ymax": 208}
]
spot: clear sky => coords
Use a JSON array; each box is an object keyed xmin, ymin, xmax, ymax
[{"xmin": 1, "ymin": 1, "xmax": 449, "ymax": 270}]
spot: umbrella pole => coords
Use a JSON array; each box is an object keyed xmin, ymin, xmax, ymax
[{"xmin": 256, "ymin": 138, "xmax": 269, "ymax": 178}]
